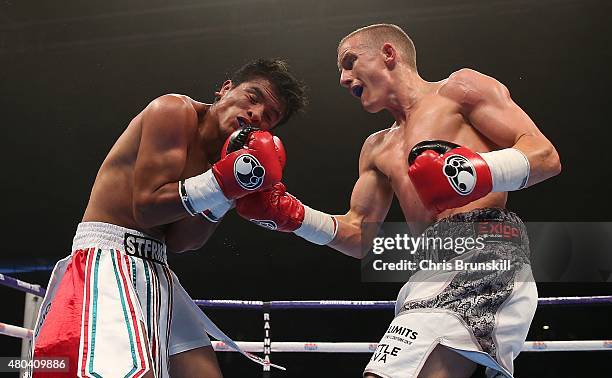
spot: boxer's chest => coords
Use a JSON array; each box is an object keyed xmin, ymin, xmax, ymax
[
  {"xmin": 373, "ymin": 97, "xmax": 474, "ymax": 221},
  {"xmin": 375, "ymin": 98, "xmax": 465, "ymax": 180}
]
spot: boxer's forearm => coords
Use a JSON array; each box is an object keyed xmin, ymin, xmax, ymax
[
  {"xmin": 134, "ymin": 173, "xmax": 234, "ymax": 228},
  {"xmin": 164, "ymin": 215, "xmax": 219, "ymax": 253},
  {"xmin": 325, "ymin": 165, "xmax": 392, "ymax": 257},
  {"xmin": 235, "ymin": 170, "xmax": 390, "ymax": 258},
  {"xmin": 327, "ymin": 215, "xmax": 377, "ymax": 259},
  {"xmin": 135, "ymin": 128, "xmax": 282, "ymax": 229},
  {"xmin": 133, "ymin": 181, "xmax": 193, "ymax": 228},
  {"xmin": 513, "ymin": 133, "xmax": 562, "ymax": 187}
]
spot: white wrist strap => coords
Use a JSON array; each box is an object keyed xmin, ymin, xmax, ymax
[
  {"xmin": 181, "ymin": 169, "xmax": 230, "ymax": 215},
  {"xmin": 201, "ymin": 200, "xmax": 235, "ymax": 223},
  {"xmin": 479, "ymin": 148, "xmax": 530, "ymax": 192},
  {"xmin": 294, "ymin": 205, "xmax": 337, "ymax": 245}
]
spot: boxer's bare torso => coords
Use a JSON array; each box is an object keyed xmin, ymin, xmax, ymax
[
  {"xmin": 82, "ymin": 95, "xmax": 212, "ymax": 240},
  {"xmin": 332, "ymin": 27, "xmax": 560, "ymax": 378},
  {"xmin": 363, "ymin": 74, "xmax": 506, "ymax": 228}
]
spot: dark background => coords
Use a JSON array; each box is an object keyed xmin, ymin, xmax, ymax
[{"xmin": 1, "ymin": 0, "xmax": 611, "ymax": 376}]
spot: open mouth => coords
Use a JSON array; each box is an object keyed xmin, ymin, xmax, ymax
[
  {"xmin": 237, "ymin": 117, "xmax": 249, "ymax": 128},
  {"xmin": 351, "ymin": 85, "xmax": 364, "ymax": 98}
]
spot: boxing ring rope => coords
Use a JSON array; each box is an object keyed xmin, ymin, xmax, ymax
[
  {"xmin": 3, "ymin": 273, "xmax": 612, "ymax": 307},
  {"xmin": 193, "ymin": 296, "xmax": 612, "ymax": 309},
  {"xmin": 2, "ymin": 273, "xmax": 611, "ymax": 373},
  {"xmin": 0, "ymin": 322, "xmax": 610, "ymax": 353}
]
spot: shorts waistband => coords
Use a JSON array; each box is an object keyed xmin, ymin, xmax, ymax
[
  {"xmin": 424, "ymin": 208, "xmax": 529, "ymax": 246},
  {"xmin": 441, "ymin": 207, "xmax": 524, "ymax": 224},
  {"xmin": 72, "ymin": 222, "xmax": 167, "ymax": 265}
]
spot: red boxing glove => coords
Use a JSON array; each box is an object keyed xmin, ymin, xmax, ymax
[
  {"xmin": 236, "ymin": 183, "xmax": 305, "ymax": 231},
  {"xmin": 407, "ymin": 140, "xmax": 493, "ymax": 213},
  {"xmin": 212, "ymin": 129, "xmax": 285, "ymax": 199}
]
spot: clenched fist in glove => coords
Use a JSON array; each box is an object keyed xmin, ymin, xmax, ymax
[
  {"xmin": 236, "ymin": 182, "xmax": 337, "ymax": 245},
  {"xmin": 408, "ymin": 140, "xmax": 530, "ymax": 213},
  {"xmin": 180, "ymin": 126, "xmax": 285, "ymax": 219}
]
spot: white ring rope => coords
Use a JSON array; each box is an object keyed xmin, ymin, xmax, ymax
[
  {"xmin": 213, "ymin": 340, "xmax": 612, "ymax": 353},
  {"xmin": 2, "ymin": 322, "xmax": 609, "ymax": 353},
  {"xmin": 0, "ymin": 322, "xmax": 33, "ymax": 340}
]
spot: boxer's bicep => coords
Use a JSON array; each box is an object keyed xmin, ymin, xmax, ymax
[
  {"xmin": 332, "ymin": 168, "xmax": 393, "ymax": 259},
  {"xmin": 135, "ymin": 96, "xmax": 194, "ymax": 189},
  {"xmin": 446, "ymin": 69, "xmax": 536, "ymax": 146},
  {"xmin": 453, "ymin": 70, "xmax": 561, "ymax": 185},
  {"xmin": 329, "ymin": 131, "xmax": 393, "ymax": 258},
  {"xmin": 340, "ymin": 132, "xmax": 392, "ymax": 226},
  {"xmin": 132, "ymin": 96, "xmax": 197, "ymax": 226},
  {"xmin": 468, "ymin": 86, "xmax": 540, "ymax": 148},
  {"xmin": 347, "ymin": 168, "xmax": 394, "ymax": 225}
]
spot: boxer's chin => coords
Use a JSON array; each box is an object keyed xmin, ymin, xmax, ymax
[
  {"xmin": 220, "ymin": 120, "xmax": 238, "ymax": 138},
  {"xmin": 361, "ymin": 98, "xmax": 384, "ymax": 113}
]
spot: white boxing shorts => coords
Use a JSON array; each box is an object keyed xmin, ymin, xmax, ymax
[
  {"xmin": 364, "ymin": 208, "xmax": 538, "ymax": 378},
  {"xmin": 30, "ymin": 222, "xmax": 211, "ymax": 378}
]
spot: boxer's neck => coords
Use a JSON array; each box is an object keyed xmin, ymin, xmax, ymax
[
  {"xmin": 386, "ymin": 70, "xmax": 433, "ymax": 125},
  {"xmin": 197, "ymin": 105, "xmax": 225, "ymax": 163}
]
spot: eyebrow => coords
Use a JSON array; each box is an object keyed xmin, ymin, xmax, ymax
[{"xmin": 250, "ymin": 86, "xmax": 282, "ymax": 123}]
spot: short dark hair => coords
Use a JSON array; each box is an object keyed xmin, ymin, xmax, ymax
[{"xmin": 230, "ymin": 58, "xmax": 308, "ymax": 126}]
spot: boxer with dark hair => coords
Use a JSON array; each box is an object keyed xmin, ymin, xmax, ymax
[
  {"xmin": 30, "ymin": 58, "xmax": 306, "ymax": 378},
  {"xmin": 236, "ymin": 24, "xmax": 561, "ymax": 377}
]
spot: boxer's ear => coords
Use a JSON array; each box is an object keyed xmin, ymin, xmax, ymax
[
  {"xmin": 382, "ymin": 43, "xmax": 397, "ymax": 69},
  {"xmin": 215, "ymin": 80, "xmax": 233, "ymax": 100}
]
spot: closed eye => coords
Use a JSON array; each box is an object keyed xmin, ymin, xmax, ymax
[{"xmin": 249, "ymin": 87, "xmax": 282, "ymax": 126}]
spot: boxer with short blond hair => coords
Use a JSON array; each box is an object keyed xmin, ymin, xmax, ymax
[{"xmin": 236, "ymin": 24, "xmax": 561, "ymax": 377}]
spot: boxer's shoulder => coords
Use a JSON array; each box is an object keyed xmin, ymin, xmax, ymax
[
  {"xmin": 362, "ymin": 128, "xmax": 392, "ymax": 154},
  {"xmin": 145, "ymin": 94, "xmax": 199, "ymax": 121},
  {"xmin": 358, "ymin": 127, "xmax": 394, "ymax": 171},
  {"xmin": 441, "ymin": 69, "xmax": 510, "ymax": 108},
  {"xmin": 140, "ymin": 94, "xmax": 200, "ymax": 138},
  {"xmin": 447, "ymin": 68, "xmax": 495, "ymax": 86}
]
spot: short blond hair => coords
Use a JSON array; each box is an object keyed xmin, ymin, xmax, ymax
[{"xmin": 339, "ymin": 24, "xmax": 417, "ymax": 71}]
